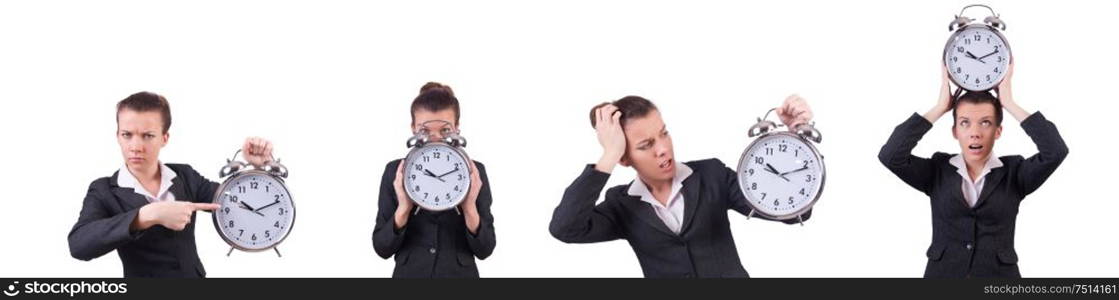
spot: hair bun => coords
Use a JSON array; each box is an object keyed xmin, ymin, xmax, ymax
[{"xmin": 420, "ymin": 82, "xmax": 454, "ymax": 97}]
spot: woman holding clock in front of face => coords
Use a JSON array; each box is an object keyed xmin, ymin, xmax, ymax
[
  {"xmin": 878, "ymin": 62, "xmax": 1069, "ymax": 278},
  {"xmin": 548, "ymin": 95, "xmax": 813, "ymax": 278},
  {"xmin": 372, "ymin": 82, "xmax": 495, "ymax": 278}
]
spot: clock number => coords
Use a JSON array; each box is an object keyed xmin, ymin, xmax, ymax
[
  {"xmin": 755, "ymin": 157, "xmax": 763, "ymax": 164},
  {"xmin": 761, "ymin": 193, "xmax": 767, "ymax": 200},
  {"xmin": 747, "ymin": 169, "xmax": 755, "ymax": 176},
  {"xmin": 454, "ymin": 185, "xmax": 460, "ymax": 191},
  {"xmin": 997, "ymin": 56, "xmax": 1003, "ymax": 63},
  {"xmin": 415, "ymin": 164, "xmax": 423, "ymax": 171},
  {"xmin": 986, "ymin": 74, "xmax": 991, "ymax": 81},
  {"xmin": 266, "ymin": 186, "xmax": 270, "ymax": 193},
  {"xmin": 223, "ymin": 207, "xmax": 230, "ymax": 214},
  {"xmin": 252, "ymin": 233, "xmax": 257, "ymax": 241},
  {"xmin": 799, "ymin": 188, "xmax": 806, "ymax": 195},
  {"xmin": 973, "ymin": 34, "xmax": 980, "ymax": 41},
  {"xmin": 779, "ymin": 144, "xmax": 788, "ymax": 152},
  {"xmin": 750, "ymin": 182, "xmax": 757, "ymax": 190},
  {"xmin": 228, "ymin": 220, "xmax": 234, "ymax": 228},
  {"xmin": 765, "ymin": 148, "xmax": 773, "ymax": 155},
  {"xmin": 773, "ymin": 199, "xmax": 780, "ymax": 207},
  {"xmin": 274, "ymin": 194, "xmax": 281, "ymax": 201},
  {"xmin": 788, "ymin": 196, "xmax": 794, "ymax": 205},
  {"xmin": 434, "ymin": 152, "xmax": 441, "ymax": 159},
  {"xmin": 445, "ymin": 193, "xmax": 451, "ymax": 200},
  {"xmin": 238, "ymin": 186, "xmax": 245, "ymax": 193},
  {"xmin": 230, "ymin": 195, "xmax": 238, "ymax": 203},
  {"xmin": 952, "ymin": 56, "xmax": 958, "ymax": 63},
  {"xmin": 994, "ymin": 67, "xmax": 999, "ymax": 73},
  {"xmin": 957, "ymin": 46, "xmax": 964, "ymax": 53},
  {"xmin": 423, "ymin": 192, "xmax": 429, "ymax": 199},
  {"xmin": 956, "ymin": 67, "xmax": 962, "ymax": 74},
  {"xmin": 251, "ymin": 182, "xmax": 259, "ymax": 189},
  {"xmin": 975, "ymin": 78, "xmax": 980, "ymax": 84},
  {"xmin": 278, "ymin": 208, "xmax": 285, "ymax": 215},
  {"xmin": 274, "ymin": 221, "xmax": 281, "ymax": 228},
  {"xmin": 238, "ymin": 229, "xmax": 244, "ymax": 237},
  {"xmin": 423, "ymin": 156, "xmax": 430, "ymax": 162},
  {"xmin": 264, "ymin": 230, "xmax": 271, "ymax": 238},
  {"xmin": 414, "ymin": 185, "xmax": 420, "ymax": 192},
  {"xmin": 806, "ymin": 174, "xmax": 814, "ymax": 182},
  {"xmin": 458, "ymin": 174, "xmax": 464, "ymax": 181}
]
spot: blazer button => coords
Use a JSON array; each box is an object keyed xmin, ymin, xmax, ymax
[
  {"xmin": 429, "ymin": 248, "xmax": 437, "ymax": 254},
  {"xmin": 965, "ymin": 243, "xmax": 973, "ymax": 251}
]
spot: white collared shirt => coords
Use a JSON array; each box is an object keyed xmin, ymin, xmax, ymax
[
  {"xmin": 117, "ymin": 162, "xmax": 178, "ymax": 203},
  {"xmin": 949, "ymin": 154, "xmax": 1003, "ymax": 208},
  {"xmin": 627, "ymin": 162, "xmax": 694, "ymax": 234}
]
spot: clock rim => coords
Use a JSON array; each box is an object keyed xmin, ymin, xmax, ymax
[
  {"xmin": 735, "ymin": 131, "xmax": 826, "ymax": 220},
  {"xmin": 211, "ymin": 169, "xmax": 297, "ymax": 252},
  {"xmin": 943, "ymin": 23, "xmax": 1013, "ymax": 92},
  {"xmin": 402, "ymin": 141, "xmax": 474, "ymax": 212}
]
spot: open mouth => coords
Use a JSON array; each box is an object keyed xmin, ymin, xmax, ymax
[
  {"xmin": 967, "ymin": 144, "xmax": 984, "ymax": 153},
  {"xmin": 659, "ymin": 158, "xmax": 674, "ymax": 170}
]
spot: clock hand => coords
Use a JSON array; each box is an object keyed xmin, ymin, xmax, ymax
[
  {"xmin": 779, "ymin": 166, "xmax": 810, "ymax": 176},
  {"xmin": 436, "ymin": 167, "xmax": 460, "ymax": 179},
  {"xmin": 976, "ymin": 49, "xmax": 999, "ymax": 61},
  {"xmin": 254, "ymin": 200, "xmax": 281, "ymax": 212},
  {"xmin": 764, "ymin": 163, "xmax": 790, "ymax": 182},
  {"xmin": 238, "ymin": 202, "xmax": 265, "ymax": 217},
  {"xmin": 423, "ymin": 169, "xmax": 446, "ymax": 182},
  {"xmin": 964, "ymin": 51, "xmax": 985, "ymax": 64}
]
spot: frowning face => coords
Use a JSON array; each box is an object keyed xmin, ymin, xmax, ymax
[
  {"xmin": 620, "ymin": 109, "xmax": 675, "ymax": 183},
  {"xmin": 117, "ymin": 109, "xmax": 168, "ymax": 173}
]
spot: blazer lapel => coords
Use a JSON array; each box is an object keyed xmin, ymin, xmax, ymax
[
  {"xmin": 975, "ymin": 166, "xmax": 1007, "ymax": 209},
  {"xmin": 168, "ymin": 175, "xmax": 191, "ymax": 202},
  {"xmin": 678, "ymin": 174, "xmax": 701, "ymax": 234},
  {"xmin": 618, "ymin": 187, "xmax": 676, "ymax": 237},
  {"xmin": 109, "ymin": 171, "xmax": 151, "ymax": 211}
]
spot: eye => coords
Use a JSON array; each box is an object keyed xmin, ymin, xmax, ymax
[
  {"xmin": 143, "ymin": 133, "xmax": 155, "ymax": 139},
  {"xmin": 980, "ymin": 120, "xmax": 991, "ymax": 127},
  {"xmin": 121, "ymin": 132, "xmax": 132, "ymax": 138},
  {"xmin": 959, "ymin": 120, "xmax": 970, "ymax": 127}
]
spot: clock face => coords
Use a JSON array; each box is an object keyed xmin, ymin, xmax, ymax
[
  {"xmin": 945, "ymin": 25, "xmax": 1011, "ymax": 91},
  {"xmin": 737, "ymin": 133, "xmax": 824, "ymax": 219},
  {"xmin": 213, "ymin": 172, "xmax": 294, "ymax": 251},
  {"xmin": 403, "ymin": 143, "xmax": 471, "ymax": 211}
]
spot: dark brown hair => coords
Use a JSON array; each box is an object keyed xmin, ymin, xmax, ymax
[
  {"xmin": 588, "ymin": 96, "xmax": 658, "ymax": 128},
  {"xmin": 411, "ymin": 82, "xmax": 460, "ymax": 124},
  {"xmin": 116, "ymin": 91, "xmax": 172, "ymax": 133},
  {"xmin": 952, "ymin": 90, "xmax": 1003, "ymax": 127}
]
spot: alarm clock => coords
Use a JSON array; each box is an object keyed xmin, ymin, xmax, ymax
[
  {"xmin": 944, "ymin": 4, "xmax": 1011, "ymax": 92},
  {"xmin": 402, "ymin": 120, "xmax": 472, "ymax": 212},
  {"xmin": 212, "ymin": 149, "xmax": 295, "ymax": 257},
  {"xmin": 736, "ymin": 108, "xmax": 825, "ymax": 224}
]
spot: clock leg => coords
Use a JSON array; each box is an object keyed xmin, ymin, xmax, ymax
[
  {"xmin": 797, "ymin": 215, "xmax": 805, "ymax": 226},
  {"xmin": 274, "ymin": 247, "xmax": 283, "ymax": 258},
  {"xmin": 226, "ymin": 247, "xmax": 234, "ymax": 257}
]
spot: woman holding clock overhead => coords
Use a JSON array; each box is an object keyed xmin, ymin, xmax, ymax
[
  {"xmin": 878, "ymin": 62, "xmax": 1068, "ymax": 278},
  {"xmin": 548, "ymin": 95, "xmax": 813, "ymax": 278},
  {"xmin": 372, "ymin": 82, "xmax": 496, "ymax": 278}
]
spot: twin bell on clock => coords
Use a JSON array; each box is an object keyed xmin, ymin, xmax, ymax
[{"xmin": 944, "ymin": 4, "xmax": 1011, "ymax": 94}]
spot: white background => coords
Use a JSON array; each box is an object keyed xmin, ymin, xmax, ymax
[{"xmin": 1, "ymin": 0, "xmax": 1115, "ymax": 277}]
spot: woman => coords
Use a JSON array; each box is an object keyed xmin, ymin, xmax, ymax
[
  {"xmin": 372, "ymin": 82, "xmax": 496, "ymax": 278},
  {"xmin": 878, "ymin": 63, "xmax": 1068, "ymax": 277}
]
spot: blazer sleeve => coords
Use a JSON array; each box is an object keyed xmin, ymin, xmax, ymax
[
  {"xmin": 878, "ymin": 113, "xmax": 938, "ymax": 195},
  {"xmin": 181, "ymin": 165, "xmax": 220, "ymax": 203},
  {"xmin": 1015, "ymin": 112, "xmax": 1069, "ymax": 197},
  {"xmin": 373, "ymin": 160, "xmax": 407, "ymax": 259},
  {"xmin": 548, "ymin": 164, "xmax": 624, "ymax": 243},
  {"xmin": 67, "ymin": 179, "xmax": 143, "ymax": 261},
  {"xmin": 718, "ymin": 159, "xmax": 808, "ymax": 224},
  {"xmin": 463, "ymin": 161, "xmax": 496, "ymax": 260}
]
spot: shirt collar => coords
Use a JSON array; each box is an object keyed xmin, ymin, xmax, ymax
[
  {"xmin": 627, "ymin": 162, "xmax": 693, "ymax": 207},
  {"xmin": 117, "ymin": 162, "xmax": 177, "ymax": 200},
  {"xmin": 949, "ymin": 153, "xmax": 1003, "ymax": 183}
]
